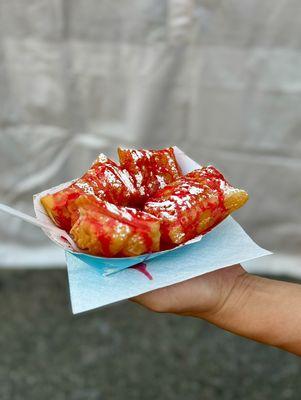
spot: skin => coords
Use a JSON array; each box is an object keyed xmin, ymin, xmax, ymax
[{"xmin": 132, "ymin": 265, "xmax": 301, "ymax": 356}]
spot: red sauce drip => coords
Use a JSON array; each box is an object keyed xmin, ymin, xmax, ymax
[
  {"xmin": 90, "ymin": 214, "xmax": 117, "ymax": 257},
  {"xmin": 52, "ymin": 189, "xmax": 81, "ymax": 231},
  {"xmin": 72, "ymin": 198, "xmax": 158, "ymax": 257},
  {"xmin": 131, "ymin": 262, "xmax": 153, "ymax": 280},
  {"xmin": 119, "ymin": 147, "xmax": 182, "ymax": 202},
  {"xmin": 49, "ymin": 155, "xmax": 139, "ymax": 232},
  {"xmin": 80, "ymin": 160, "xmax": 137, "ymax": 206},
  {"xmin": 144, "ymin": 166, "xmax": 229, "ymax": 245}
]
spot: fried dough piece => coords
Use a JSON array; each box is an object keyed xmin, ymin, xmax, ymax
[
  {"xmin": 144, "ymin": 166, "xmax": 249, "ymax": 246},
  {"xmin": 41, "ymin": 154, "xmax": 138, "ymax": 231},
  {"xmin": 118, "ymin": 147, "xmax": 182, "ymax": 203},
  {"xmin": 70, "ymin": 196, "xmax": 161, "ymax": 257}
]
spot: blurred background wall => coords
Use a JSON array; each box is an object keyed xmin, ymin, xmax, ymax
[{"xmin": 0, "ymin": 0, "xmax": 300, "ymax": 273}]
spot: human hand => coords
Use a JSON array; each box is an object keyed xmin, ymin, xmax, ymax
[{"xmin": 132, "ymin": 264, "xmax": 247, "ymax": 319}]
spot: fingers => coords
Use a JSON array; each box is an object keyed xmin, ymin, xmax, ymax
[
  {"xmin": 131, "ymin": 277, "xmax": 204, "ymax": 314},
  {"xmin": 130, "ymin": 264, "xmax": 245, "ymax": 316},
  {"xmin": 131, "ymin": 286, "xmax": 174, "ymax": 313}
]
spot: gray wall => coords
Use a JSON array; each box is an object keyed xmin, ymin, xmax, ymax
[{"xmin": 0, "ymin": 0, "xmax": 300, "ymax": 273}]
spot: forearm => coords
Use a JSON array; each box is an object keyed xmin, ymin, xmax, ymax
[
  {"xmin": 132, "ymin": 265, "xmax": 301, "ymax": 355},
  {"xmin": 202, "ymin": 273, "xmax": 301, "ymax": 355}
]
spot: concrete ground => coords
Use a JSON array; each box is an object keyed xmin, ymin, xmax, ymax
[{"xmin": 0, "ymin": 269, "xmax": 300, "ymax": 400}]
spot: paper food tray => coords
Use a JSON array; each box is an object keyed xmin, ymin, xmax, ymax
[{"xmin": 33, "ymin": 147, "xmax": 205, "ymax": 275}]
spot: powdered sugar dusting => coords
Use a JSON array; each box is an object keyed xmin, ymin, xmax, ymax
[
  {"xmin": 156, "ymin": 175, "xmax": 166, "ymax": 189},
  {"xmin": 94, "ymin": 153, "xmax": 108, "ymax": 164},
  {"xmin": 189, "ymin": 186, "xmax": 203, "ymax": 195},
  {"xmin": 143, "ymin": 166, "xmax": 244, "ymax": 245},
  {"xmin": 75, "ymin": 180, "xmax": 95, "ymax": 195}
]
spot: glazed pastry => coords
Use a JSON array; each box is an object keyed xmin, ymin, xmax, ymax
[
  {"xmin": 144, "ymin": 166, "xmax": 249, "ymax": 246},
  {"xmin": 82, "ymin": 154, "xmax": 138, "ymax": 205},
  {"xmin": 41, "ymin": 154, "xmax": 138, "ymax": 231},
  {"xmin": 70, "ymin": 195, "xmax": 161, "ymax": 257},
  {"xmin": 118, "ymin": 147, "xmax": 182, "ymax": 203},
  {"xmin": 41, "ymin": 186, "xmax": 82, "ymax": 232}
]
